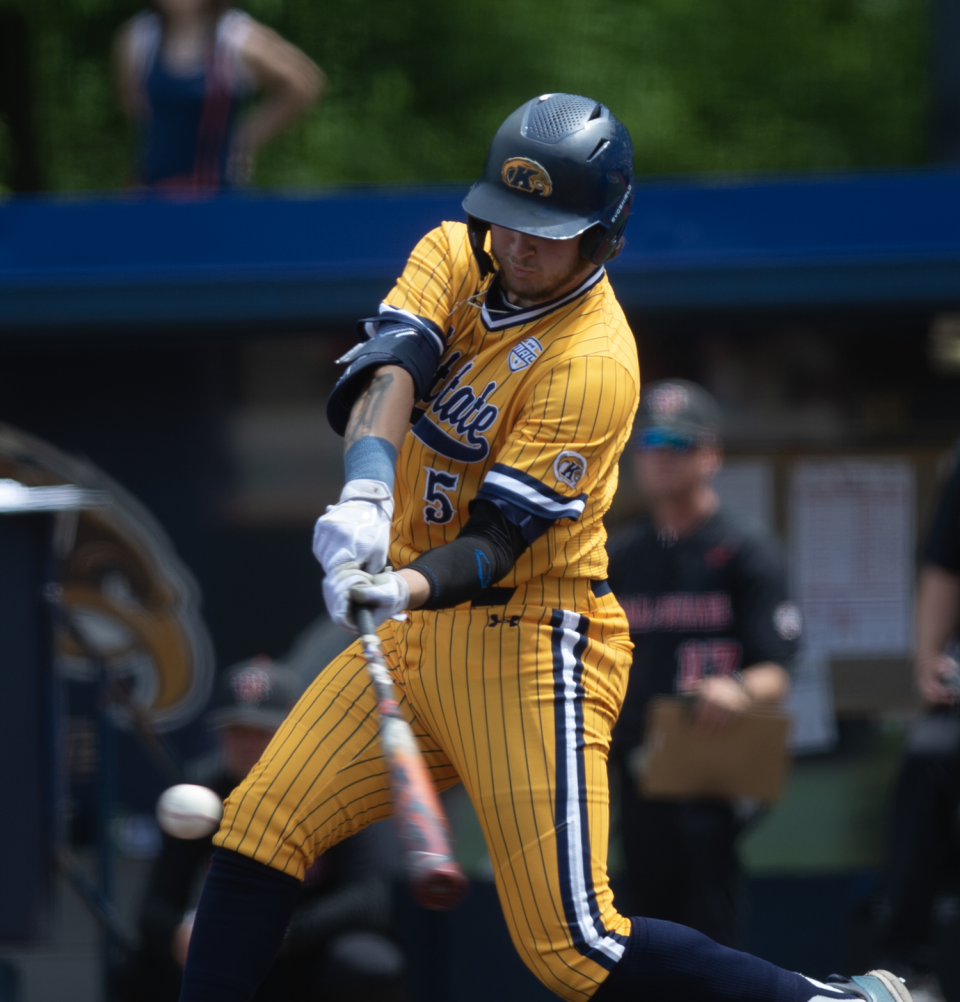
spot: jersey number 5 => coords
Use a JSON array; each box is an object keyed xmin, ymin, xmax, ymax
[{"xmin": 423, "ymin": 468, "xmax": 460, "ymax": 525}]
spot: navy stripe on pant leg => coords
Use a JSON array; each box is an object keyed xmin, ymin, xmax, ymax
[{"xmin": 550, "ymin": 609, "xmax": 627, "ymax": 972}]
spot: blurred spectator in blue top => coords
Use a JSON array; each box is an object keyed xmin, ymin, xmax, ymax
[{"xmin": 114, "ymin": 0, "xmax": 323, "ymax": 189}]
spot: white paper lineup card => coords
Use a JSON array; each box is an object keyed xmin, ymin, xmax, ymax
[{"xmin": 790, "ymin": 459, "xmax": 915, "ymax": 656}]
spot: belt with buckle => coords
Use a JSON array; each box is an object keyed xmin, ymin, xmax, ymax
[{"xmin": 471, "ymin": 580, "xmax": 611, "ymax": 607}]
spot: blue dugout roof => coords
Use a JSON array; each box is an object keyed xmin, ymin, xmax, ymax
[{"xmin": 3, "ymin": 168, "xmax": 960, "ymax": 334}]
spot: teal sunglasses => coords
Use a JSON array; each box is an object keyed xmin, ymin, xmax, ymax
[{"xmin": 635, "ymin": 427, "xmax": 697, "ymax": 452}]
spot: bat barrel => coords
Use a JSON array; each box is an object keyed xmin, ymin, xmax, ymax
[{"xmin": 408, "ymin": 856, "xmax": 470, "ymax": 911}]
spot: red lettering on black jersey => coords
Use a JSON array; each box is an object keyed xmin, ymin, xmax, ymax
[
  {"xmin": 619, "ymin": 592, "xmax": 733, "ymax": 633},
  {"xmin": 676, "ymin": 639, "xmax": 743, "ymax": 691},
  {"xmin": 704, "ymin": 543, "xmax": 738, "ymax": 568}
]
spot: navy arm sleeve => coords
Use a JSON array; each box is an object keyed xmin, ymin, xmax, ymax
[{"xmin": 407, "ymin": 499, "xmax": 529, "ymax": 610}]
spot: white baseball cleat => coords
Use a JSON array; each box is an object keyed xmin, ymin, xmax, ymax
[{"xmin": 822, "ymin": 970, "xmax": 913, "ymax": 1002}]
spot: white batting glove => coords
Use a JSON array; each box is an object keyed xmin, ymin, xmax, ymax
[
  {"xmin": 312, "ymin": 479, "xmax": 394, "ymax": 574},
  {"xmin": 322, "ymin": 562, "xmax": 410, "ymax": 632}
]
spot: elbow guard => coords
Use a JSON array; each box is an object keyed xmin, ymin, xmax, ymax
[{"xmin": 327, "ymin": 307, "xmax": 446, "ymax": 436}]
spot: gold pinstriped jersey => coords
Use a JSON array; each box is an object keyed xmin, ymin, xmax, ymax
[{"xmin": 384, "ymin": 221, "xmax": 640, "ymax": 584}]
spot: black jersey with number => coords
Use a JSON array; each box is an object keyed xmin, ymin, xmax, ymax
[{"xmin": 608, "ymin": 507, "xmax": 801, "ymax": 750}]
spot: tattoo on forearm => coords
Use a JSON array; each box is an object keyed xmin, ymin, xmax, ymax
[{"xmin": 345, "ymin": 372, "xmax": 395, "ymax": 446}]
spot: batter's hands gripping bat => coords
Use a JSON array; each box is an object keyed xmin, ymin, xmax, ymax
[{"xmin": 353, "ymin": 605, "xmax": 468, "ymax": 910}]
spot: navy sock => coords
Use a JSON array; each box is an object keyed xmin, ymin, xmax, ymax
[
  {"xmin": 178, "ymin": 848, "xmax": 301, "ymax": 1002},
  {"xmin": 594, "ymin": 916, "xmax": 859, "ymax": 1002}
]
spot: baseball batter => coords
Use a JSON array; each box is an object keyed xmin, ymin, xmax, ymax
[{"xmin": 178, "ymin": 95, "xmax": 911, "ymax": 1002}]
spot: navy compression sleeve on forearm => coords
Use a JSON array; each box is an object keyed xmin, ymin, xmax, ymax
[
  {"xmin": 407, "ymin": 499, "xmax": 528, "ymax": 609},
  {"xmin": 178, "ymin": 848, "xmax": 301, "ymax": 1002}
]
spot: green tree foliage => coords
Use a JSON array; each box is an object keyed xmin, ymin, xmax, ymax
[{"xmin": 0, "ymin": 0, "xmax": 929, "ymax": 191}]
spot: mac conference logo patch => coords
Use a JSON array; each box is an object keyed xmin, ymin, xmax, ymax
[
  {"xmin": 508, "ymin": 337, "xmax": 543, "ymax": 372},
  {"xmin": 554, "ymin": 451, "xmax": 587, "ymax": 489},
  {"xmin": 502, "ymin": 158, "xmax": 553, "ymax": 197}
]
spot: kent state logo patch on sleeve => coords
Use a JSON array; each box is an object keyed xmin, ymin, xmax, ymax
[
  {"xmin": 508, "ymin": 337, "xmax": 543, "ymax": 372},
  {"xmin": 554, "ymin": 451, "xmax": 587, "ymax": 489},
  {"xmin": 501, "ymin": 158, "xmax": 553, "ymax": 197}
]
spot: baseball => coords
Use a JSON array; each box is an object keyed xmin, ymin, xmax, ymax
[{"xmin": 156, "ymin": 784, "xmax": 223, "ymax": 840}]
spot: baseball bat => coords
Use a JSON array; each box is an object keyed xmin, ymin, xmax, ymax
[{"xmin": 353, "ymin": 605, "xmax": 468, "ymax": 911}]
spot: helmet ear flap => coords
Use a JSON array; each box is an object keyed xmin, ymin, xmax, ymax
[
  {"xmin": 582, "ymin": 172, "xmax": 633, "ymax": 265},
  {"xmin": 467, "ymin": 216, "xmax": 495, "ymax": 278},
  {"xmin": 580, "ymin": 225, "xmax": 606, "ymax": 265},
  {"xmin": 581, "ymin": 214, "xmax": 628, "ymax": 265}
]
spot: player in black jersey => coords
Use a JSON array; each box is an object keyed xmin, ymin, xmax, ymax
[
  {"xmin": 875, "ymin": 445, "xmax": 960, "ymax": 1002},
  {"xmin": 607, "ymin": 379, "xmax": 800, "ymax": 946}
]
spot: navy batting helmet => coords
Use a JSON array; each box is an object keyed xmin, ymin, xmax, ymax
[{"xmin": 462, "ymin": 93, "xmax": 634, "ymax": 273}]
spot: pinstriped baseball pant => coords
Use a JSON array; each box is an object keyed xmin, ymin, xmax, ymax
[{"xmin": 214, "ymin": 577, "xmax": 634, "ymax": 1001}]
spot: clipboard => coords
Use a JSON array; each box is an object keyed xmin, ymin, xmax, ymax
[{"xmin": 632, "ymin": 696, "xmax": 791, "ymax": 802}]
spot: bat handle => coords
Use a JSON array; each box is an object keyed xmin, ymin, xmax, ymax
[
  {"xmin": 351, "ymin": 603, "xmax": 469, "ymax": 911},
  {"xmin": 353, "ymin": 604, "xmax": 377, "ymax": 638}
]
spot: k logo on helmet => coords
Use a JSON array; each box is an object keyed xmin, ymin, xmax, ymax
[{"xmin": 501, "ymin": 158, "xmax": 553, "ymax": 197}]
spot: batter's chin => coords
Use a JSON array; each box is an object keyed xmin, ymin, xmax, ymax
[
  {"xmin": 499, "ymin": 257, "xmax": 598, "ymax": 308},
  {"xmin": 500, "ymin": 271, "xmax": 571, "ymax": 306}
]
